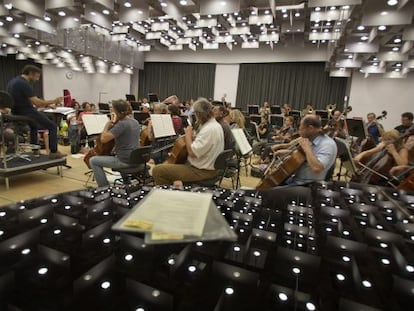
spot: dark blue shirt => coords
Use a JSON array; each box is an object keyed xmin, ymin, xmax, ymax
[{"xmin": 7, "ymin": 76, "xmax": 36, "ymax": 114}]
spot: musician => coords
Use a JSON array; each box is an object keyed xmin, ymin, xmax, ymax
[
  {"xmin": 152, "ymin": 97, "xmax": 224, "ymax": 185},
  {"xmin": 395, "ymin": 112, "xmax": 413, "ymax": 135},
  {"xmin": 7, "ymin": 65, "xmax": 66, "ymax": 159},
  {"xmin": 323, "ymin": 110, "xmax": 346, "ymax": 139},
  {"xmin": 89, "ymin": 100, "xmax": 140, "ymax": 187},
  {"xmin": 366, "ymin": 112, "xmax": 384, "ymax": 145},
  {"xmin": 213, "ymin": 105, "xmax": 235, "ymax": 150},
  {"xmin": 281, "ymin": 103, "xmax": 291, "ymax": 116},
  {"xmin": 271, "ymin": 115, "xmax": 337, "ymax": 186},
  {"xmin": 257, "ymin": 116, "xmax": 296, "ymax": 164},
  {"xmin": 354, "ymin": 130, "xmax": 407, "ymax": 165},
  {"xmin": 257, "ymin": 115, "xmax": 270, "ymax": 140},
  {"xmin": 259, "ymin": 101, "xmax": 271, "ymax": 117}
]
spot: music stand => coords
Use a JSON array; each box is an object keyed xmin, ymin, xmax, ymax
[
  {"xmin": 247, "ymin": 105, "xmax": 259, "ymax": 115},
  {"xmin": 334, "ymin": 137, "xmax": 358, "ymax": 181},
  {"xmin": 249, "ymin": 114, "xmax": 261, "ymax": 125},
  {"xmin": 269, "ymin": 114, "xmax": 284, "ymax": 129},
  {"xmin": 346, "ymin": 118, "xmax": 366, "ymax": 140},
  {"xmin": 133, "ymin": 112, "xmax": 150, "ymax": 124},
  {"xmin": 315, "ymin": 110, "xmax": 329, "ymax": 119},
  {"xmin": 130, "ymin": 102, "xmax": 141, "ymax": 111},
  {"xmin": 148, "ymin": 93, "xmax": 159, "ymax": 103},
  {"xmin": 270, "ymin": 105, "xmax": 281, "ymax": 114},
  {"xmin": 125, "ymin": 94, "xmax": 136, "ymax": 101}
]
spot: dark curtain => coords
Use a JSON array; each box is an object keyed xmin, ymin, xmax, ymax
[
  {"xmin": 0, "ymin": 55, "xmax": 43, "ymax": 97},
  {"xmin": 138, "ymin": 62, "xmax": 215, "ymax": 102},
  {"xmin": 236, "ymin": 62, "xmax": 347, "ymax": 112}
]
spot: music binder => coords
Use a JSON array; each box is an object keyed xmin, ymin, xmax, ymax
[
  {"xmin": 151, "ymin": 114, "xmax": 176, "ymax": 138},
  {"xmin": 231, "ymin": 128, "xmax": 252, "ymax": 156},
  {"xmin": 82, "ymin": 114, "xmax": 110, "ymax": 135}
]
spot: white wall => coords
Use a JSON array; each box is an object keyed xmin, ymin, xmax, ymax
[
  {"xmin": 42, "ymin": 65, "xmax": 131, "ymax": 104},
  {"xmin": 214, "ymin": 64, "xmax": 239, "ymax": 106},
  {"xmin": 348, "ymin": 72, "xmax": 414, "ymax": 130}
]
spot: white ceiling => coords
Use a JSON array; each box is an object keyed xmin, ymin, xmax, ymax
[{"xmin": 0, "ymin": 0, "xmax": 413, "ymax": 78}]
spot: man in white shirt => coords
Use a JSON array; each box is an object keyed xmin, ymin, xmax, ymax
[{"xmin": 152, "ymin": 97, "xmax": 224, "ymax": 185}]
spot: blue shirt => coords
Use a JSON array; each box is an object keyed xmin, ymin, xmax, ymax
[
  {"xmin": 7, "ymin": 76, "xmax": 36, "ymax": 115},
  {"xmin": 288, "ymin": 134, "xmax": 337, "ymax": 185}
]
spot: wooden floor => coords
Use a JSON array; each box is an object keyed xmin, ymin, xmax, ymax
[{"xmin": 0, "ymin": 145, "xmax": 262, "ymax": 206}]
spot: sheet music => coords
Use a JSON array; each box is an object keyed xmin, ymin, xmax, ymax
[
  {"xmin": 44, "ymin": 107, "xmax": 75, "ymax": 115},
  {"xmin": 151, "ymin": 114, "xmax": 176, "ymax": 138},
  {"xmin": 82, "ymin": 114, "xmax": 110, "ymax": 135},
  {"xmin": 232, "ymin": 128, "xmax": 252, "ymax": 156},
  {"xmin": 118, "ymin": 189, "xmax": 211, "ymax": 237}
]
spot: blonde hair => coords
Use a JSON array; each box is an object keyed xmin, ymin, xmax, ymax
[
  {"xmin": 381, "ymin": 129, "xmax": 400, "ymax": 141},
  {"xmin": 229, "ymin": 109, "xmax": 245, "ymax": 129}
]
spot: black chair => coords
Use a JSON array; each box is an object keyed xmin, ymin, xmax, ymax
[
  {"xmin": 193, "ymin": 149, "xmax": 238, "ymax": 188},
  {"xmin": 113, "ymin": 145, "xmax": 153, "ymax": 185},
  {"xmin": 334, "ymin": 137, "xmax": 358, "ymax": 181},
  {"xmin": 0, "ymin": 91, "xmax": 39, "ymax": 165}
]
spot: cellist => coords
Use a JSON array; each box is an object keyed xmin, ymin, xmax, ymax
[
  {"xmin": 152, "ymin": 97, "xmax": 224, "ymax": 185},
  {"xmin": 353, "ymin": 129, "xmax": 408, "ymax": 185}
]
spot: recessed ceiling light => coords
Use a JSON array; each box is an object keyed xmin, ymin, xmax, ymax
[
  {"xmin": 361, "ymin": 36, "xmax": 369, "ymax": 41},
  {"xmin": 378, "ymin": 25, "xmax": 386, "ymax": 31},
  {"xmin": 357, "ymin": 25, "xmax": 365, "ymax": 31},
  {"xmin": 387, "ymin": 0, "xmax": 399, "ymax": 6},
  {"xmin": 180, "ymin": 0, "xmax": 188, "ymax": 5},
  {"xmin": 102, "ymin": 9, "xmax": 110, "ymax": 15},
  {"xmin": 58, "ymin": 11, "xmax": 66, "ymax": 16},
  {"xmin": 283, "ymin": 13, "xmax": 288, "ymax": 18},
  {"xmin": 13, "ymin": 34, "xmax": 20, "ymax": 38},
  {"xmin": 160, "ymin": 2, "xmax": 167, "ymax": 7},
  {"xmin": 5, "ymin": 16, "xmax": 13, "ymax": 21},
  {"xmin": 295, "ymin": 12, "xmax": 300, "ymax": 17},
  {"xmin": 381, "ymin": 11, "xmax": 388, "ymax": 16},
  {"xmin": 324, "ymin": 29, "xmax": 329, "ymax": 33},
  {"xmin": 124, "ymin": 1, "xmax": 131, "ymax": 7},
  {"xmin": 330, "ymin": 6, "xmax": 336, "ymax": 10},
  {"xmin": 312, "ymin": 40, "xmax": 317, "ymax": 44},
  {"xmin": 4, "ymin": 3, "xmax": 12, "ymax": 10},
  {"xmin": 73, "ymin": 17, "xmax": 79, "ymax": 22},
  {"xmin": 396, "ymin": 63, "xmax": 402, "ymax": 67},
  {"xmin": 394, "ymin": 38, "xmax": 402, "ymax": 43},
  {"xmin": 342, "ymin": 5, "xmax": 350, "ymax": 9},
  {"xmin": 326, "ymin": 22, "xmax": 331, "ymax": 26},
  {"xmin": 312, "ymin": 29, "xmax": 317, "ymax": 33},
  {"xmin": 392, "ymin": 47, "xmax": 399, "ymax": 51},
  {"xmin": 315, "ymin": 7, "xmax": 321, "ymax": 12},
  {"xmin": 44, "ymin": 16, "xmax": 51, "ymax": 22}
]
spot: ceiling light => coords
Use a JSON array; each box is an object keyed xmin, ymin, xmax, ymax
[
  {"xmin": 326, "ymin": 22, "xmax": 331, "ymax": 26},
  {"xmin": 342, "ymin": 5, "xmax": 350, "ymax": 9},
  {"xmin": 381, "ymin": 11, "xmax": 388, "ymax": 16},
  {"xmin": 348, "ymin": 55, "xmax": 353, "ymax": 59},
  {"xmin": 160, "ymin": 2, "xmax": 167, "ymax": 7},
  {"xmin": 295, "ymin": 12, "xmax": 300, "ymax": 17},
  {"xmin": 357, "ymin": 25, "xmax": 365, "ymax": 31},
  {"xmin": 283, "ymin": 13, "xmax": 288, "ymax": 18},
  {"xmin": 330, "ymin": 6, "xmax": 336, "ymax": 10},
  {"xmin": 394, "ymin": 38, "xmax": 402, "ymax": 43},
  {"xmin": 324, "ymin": 29, "xmax": 329, "ymax": 33},
  {"xmin": 44, "ymin": 16, "xmax": 51, "ymax": 22},
  {"xmin": 124, "ymin": 1, "xmax": 131, "ymax": 7},
  {"xmin": 361, "ymin": 36, "xmax": 368, "ymax": 41},
  {"xmin": 312, "ymin": 40, "xmax": 317, "ymax": 44},
  {"xmin": 265, "ymin": 10, "xmax": 270, "ymax": 14},
  {"xmin": 90, "ymin": 11, "xmax": 96, "ymax": 16},
  {"xmin": 396, "ymin": 63, "xmax": 402, "ymax": 67},
  {"xmin": 58, "ymin": 11, "xmax": 66, "ymax": 16},
  {"xmin": 312, "ymin": 29, "xmax": 317, "ymax": 33},
  {"xmin": 0, "ymin": 21, "xmax": 3, "ymax": 26},
  {"xmin": 387, "ymin": 0, "xmax": 399, "ymax": 6},
  {"xmin": 392, "ymin": 47, "xmax": 399, "ymax": 51},
  {"xmin": 220, "ymin": 1, "xmax": 227, "ymax": 6},
  {"xmin": 73, "ymin": 17, "xmax": 79, "ymax": 22},
  {"xmin": 5, "ymin": 16, "xmax": 13, "ymax": 21},
  {"xmin": 180, "ymin": 0, "xmax": 188, "ymax": 5},
  {"xmin": 4, "ymin": 3, "xmax": 12, "ymax": 10},
  {"xmin": 314, "ymin": 23, "xmax": 319, "ymax": 27},
  {"xmin": 378, "ymin": 25, "xmax": 386, "ymax": 31},
  {"xmin": 315, "ymin": 7, "xmax": 321, "ymax": 12},
  {"xmin": 13, "ymin": 34, "xmax": 20, "ymax": 38},
  {"xmin": 102, "ymin": 9, "xmax": 110, "ymax": 15}
]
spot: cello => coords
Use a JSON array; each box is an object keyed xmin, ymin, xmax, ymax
[
  {"xmin": 256, "ymin": 138, "xmax": 306, "ymax": 190},
  {"xmin": 83, "ymin": 136, "xmax": 115, "ymax": 169}
]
